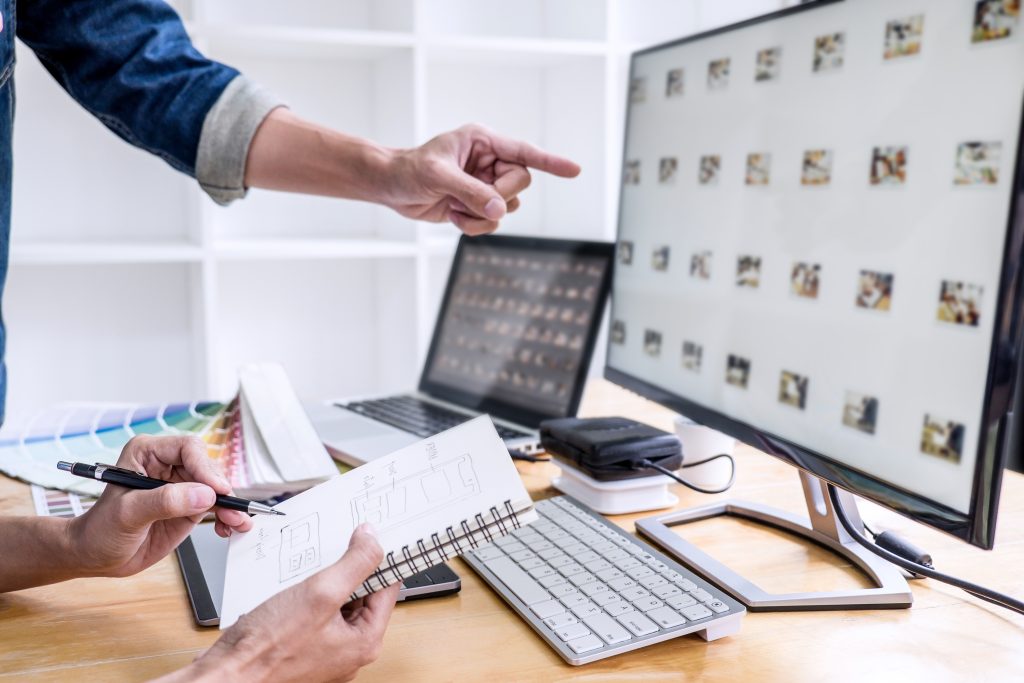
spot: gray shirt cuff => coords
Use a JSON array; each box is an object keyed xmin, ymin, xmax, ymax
[{"xmin": 195, "ymin": 76, "xmax": 285, "ymax": 205}]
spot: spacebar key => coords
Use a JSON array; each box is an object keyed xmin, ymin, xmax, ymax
[{"xmin": 484, "ymin": 557, "xmax": 551, "ymax": 606}]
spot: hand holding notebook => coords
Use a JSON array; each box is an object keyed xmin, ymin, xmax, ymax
[{"xmin": 220, "ymin": 415, "xmax": 537, "ymax": 628}]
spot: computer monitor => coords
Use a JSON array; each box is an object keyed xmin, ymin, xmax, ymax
[{"xmin": 606, "ymin": 0, "xmax": 1024, "ymax": 608}]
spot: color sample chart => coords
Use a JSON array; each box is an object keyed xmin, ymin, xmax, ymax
[
  {"xmin": 31, "ymin": 485, "xmax": 96, "ymax": 518},
  {"xmin": 0, "ymin": 401, "xmax": 232, "ymax": 496}
]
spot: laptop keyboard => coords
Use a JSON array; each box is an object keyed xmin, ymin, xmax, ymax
[
  {"xmin": 462, "ymin": 496, "xmax": 745, "ymax": 665},
  {"xmin": 340, "ymin": 395, "xmax": 531, "ymax": 441}
]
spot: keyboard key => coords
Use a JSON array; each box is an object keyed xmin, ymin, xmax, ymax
[
  {"xmin": 559, "ymin": 562, "xmax": 586, "ymax": 577},
  {"xmin": 575, "ymin": 550, "xmax": 600, "ymax": 564},
  {"xmin": 646, "ymin": 560, "xmax": 669, "ymax": 573},
  {"xmin": 553, "ymin": 536, "xmax": 581, "ymax": 550},
  {"xmin": 582, "ymin": 613, "xmax": 633, "ymax": 645},
  {"xmin": 528, "ymin": 566, "xmax": 557, "ymax": 580},
  {"xmin": 537, "ymin": 547, "xmax": 564, "ymax": 561},
  {"xmin": 647, "ymin": 606, "xmax": 687, "ymax": 628},
  {"xmin": 548, "ymin": 584, "xmax": 578, "ymax": 599},
  {"xmin": 595, "ymin": 568, "xmax": 625, "ymax": 583},
  {"xmin": 501, "ymin": 542, "xmax": 527, "ymax": 554},
  {"xmin": 591, "ymin": 592, "xmax": 621, "ymax": 606},
  {"xmin": 545, "ymin": 529, "xmax": 569, "ymax": 541},
  {"xmin": 561, "ymin": 543, "xmax": 588, "ymax": 556},
  {"xmin": 678, "ymin": 579, "xmax": 699, "ymax": 592},
  {"xmin": 509, "ymin": 550, "xmax": 537, "ymax": 563},
  {"xmin": 681, "ymin": 604, "xmax": 713, "ymax": 621},
  {"xmin": 620, "ymin": 586, "xmax": 651, "ymax": 602},
  {"xmin": 548, "ymin": 555, "xmax": 573, "ymax": 569},
  {"xmin": 569, "ymin": 572, "xmax": 597, "ymax": 587},
  {"xmin": 525, "ymin": 539, "xmax": 555, "ymax": 553},
  {"xmin": 518, "ymin": 558, "xmax": 545, "ymax": 571},
  {"xmin": 581, "ymin": 581, "xmax": 609, "ymax": 597},
  {"xmin": 690, "ymin": 588, "xmax": 715, "ymax": 604},
  {"xmin": 538, "ymin": 574, "xmax": 567, "ymax": 589},
  {"xmin": 483, "ymin": 557, "xmax": 550, "ymax": 606},
  {"xmin": 638, "ymin": 575, "xmax": 667, "ymax": 590},
  {"xmin": 707, "ymin": 599, "xmax": 730, "ymax": 614},
  {"xmin": 605, "ymin": 548, "xmax": 629, "ymax": 561},
  {"xmin": 661, "ymin": 570, "xmax": 683, "ymax": 583},
  {"xmin": 632, "ymin": 596, "xmax": 665, "ymax": 612},
  {"xmin": 652, "ymin": 584, "xmax": 683, "ymax": 600},
  {"xmin": 617, "ymin": 611, "xmax": 660, "ymax": 637},
  {"xmin": 616, "ymin": 558, "xmax": 642, "ymax": 571},
  {"xmin": 473, "ymin": 546, "xmax": 505, "ymax": 562},
  {"xmin": 543, "ymin": 613, "xmax": 577, "ymax": 630},
  {"xmin": 571, "ymin": 602, "xmax": 604, "ymax": 620},
  {"xmin": 607, "ymin": 576, "xmax": 638, "ymax": 592},
  {"xmin": 567, "ymin": 634, "xmax": 605, "ymax": 654},
  {"xmin": 584, "ymin": 559, "xmax": 613, "ymax": 574},
  {"xmin": 531, "ymin": 600, "xmax": 565, "ymax": 619},
  {"xmin": 666, "ymin": 594, "xmax": 698, "ymax": 610},
  {"xmin": 493, "ymin": 535, "xmax": 517, "ymax": 548},
  {"xmin": 603, "ymin": 601, "xmax": 635, "ymax": 617},
  {"xmin": 590, "ymin": 541, "xmax": 616, "ymax": 553},
  {"xmin": 626, "ymin": 566, "xmax": 655, "ymax": 580},
  {"xmin": 554, "ymin": 622, "xmax": 591, "ymax": 642},
  {"xmin": 561, "ymin": 592, "xmax": 590, "ymax": 609}
]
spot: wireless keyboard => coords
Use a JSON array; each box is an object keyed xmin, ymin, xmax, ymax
[
  {"xmin": 462, "ymin": 496, "xmax": 745, "ymax": 665},
  {"xmin": 342, "ymin": 395, "xmax": 530, "ymax": 441}
]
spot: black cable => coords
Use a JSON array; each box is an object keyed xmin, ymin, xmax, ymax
[
  {"xmin": 861, "ymin": 520, "xmax": 878, "ymax": 539},
  {"xmin": 827, "ymin": 484, "xmax": 1024, "ymax": 616},
  {"xmin": 638, "ymin": 453, "xmax": 736, "ymax": 495},
  {"xmin": 508, "ymin": 449, "xmax": 550, "ymax": 463}
]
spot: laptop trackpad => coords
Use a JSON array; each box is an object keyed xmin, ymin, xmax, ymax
[{"xmin": 307, "ymin": 404, "xmax": 419, "ymax": 463}]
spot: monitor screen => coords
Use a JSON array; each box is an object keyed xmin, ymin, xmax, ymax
[
  {"xmin": 422, "ymin": 235, "xmax": 613, "ymax": 426},
  {"xmin": 607, "ymin": 0, "xmax": 1024, "ymax": 547}
]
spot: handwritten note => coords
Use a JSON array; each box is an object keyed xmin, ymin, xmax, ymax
[{"xmin": 220, "ymin": 415, "xmax": 536, "ymax": 628}]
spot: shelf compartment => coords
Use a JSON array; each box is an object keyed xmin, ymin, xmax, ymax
[
  {"xmin": 417, "ymin": 0, "xmax": 606, "ymax": 42},
  {"xmin": 214, "ymin": 239, "xmax": 418, "ymax": 261},
  {"xmin": 9, "ymin": 242, "xmax": 203, "ymax": 265}
]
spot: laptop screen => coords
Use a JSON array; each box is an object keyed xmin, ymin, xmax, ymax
[{"xmin": 420, "ymin": 236, "xmax": 614, "ymax": 426}]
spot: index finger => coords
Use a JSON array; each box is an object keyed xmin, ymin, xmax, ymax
[
  {"xmin": 353, "ymin": 582, "xmax": 400, "ymax": 638},
  {"xmin": 486, "ymin": 134, "xmax": 581, "ymax": 178},
  {"xmin": 121, "ymin": 435, "xmax": 231, "ymax": 495}
]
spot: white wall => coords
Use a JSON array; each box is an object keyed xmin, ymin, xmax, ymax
[{"xmin": 5, "ymin": 0, "xmax": 783, "ymax": 415}]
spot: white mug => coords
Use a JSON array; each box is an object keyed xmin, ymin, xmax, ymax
[{"xmin": 673, "ymin": 417, "xmax": 736, "ymax": 489}]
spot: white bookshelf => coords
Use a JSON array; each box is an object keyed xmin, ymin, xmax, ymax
[{"xmin": 7, "ymin": 0, "xmax": 787, "ymax": 412}]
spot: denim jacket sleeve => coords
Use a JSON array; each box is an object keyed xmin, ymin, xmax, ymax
[{"xmin": 16, "ymin": 0, "xmax": 280, "ymax": 200}]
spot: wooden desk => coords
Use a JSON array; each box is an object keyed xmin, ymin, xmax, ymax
[{"xmin": 1, "ymin": 380, "xmax": 1022, "ymax": 681}]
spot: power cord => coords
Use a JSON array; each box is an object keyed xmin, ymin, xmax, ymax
[
  {"xmin": 637, "ymin": 453, "xmax": 736, "ymax": 495},
  {"xmin": 826, "ymin": 484, "xmax": 1024, "ymax": 616},
  {"xmin": 508, "ymin": 449, "xmax": 551, "ymax": 463}
]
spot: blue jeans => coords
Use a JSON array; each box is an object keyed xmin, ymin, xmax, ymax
[{"xmin": 0, "ymin": 0, "xmax": 240, "ymax": 420}]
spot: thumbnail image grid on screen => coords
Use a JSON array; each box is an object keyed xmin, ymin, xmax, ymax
[{"xmin": 608, "ymin": 0, "xmax": 1024, "ymax": 514}]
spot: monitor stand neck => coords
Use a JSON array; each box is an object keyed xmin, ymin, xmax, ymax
[{"xmin": 634, "ymin": 470, "xmax": 913, "ymax": 611}]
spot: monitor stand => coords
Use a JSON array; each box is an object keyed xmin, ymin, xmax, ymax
[{"xmin": 634, "ymin": 470, "xmax": 914, "ymax": 611}]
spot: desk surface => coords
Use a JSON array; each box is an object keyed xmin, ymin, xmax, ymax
[{"xmin": 1, "ymin": 380, "xmax": 1022, "ymax": 681}]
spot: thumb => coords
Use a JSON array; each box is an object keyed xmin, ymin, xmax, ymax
[
  {"xmin": 117, "ymin": 483, "xmax": 216, "ymax": 531},
  {"xmin": 433, "ymin": 163, "xmax": 506, "ymax": 221},
  {"xmin": 305, "ymin": 524, "xmax": 384, "ymax": 604}
]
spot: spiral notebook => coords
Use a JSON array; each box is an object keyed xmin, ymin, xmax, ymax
[{"xmin": 220, "ymin": 415, "xmax": 537, "ymax": 628}]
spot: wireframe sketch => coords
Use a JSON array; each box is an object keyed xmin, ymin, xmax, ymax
[
  {"xmin": 279, "ymin": 512, "xmax": 322, "ymax": 583},
  {"xmin": 350, "ymin": 454, "xmax": 480, "ymax": 532}
]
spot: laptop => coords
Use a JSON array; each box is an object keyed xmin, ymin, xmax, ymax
[{"xmin": 310, "ymin": 234, "xmax": 615, "ymax": 465}]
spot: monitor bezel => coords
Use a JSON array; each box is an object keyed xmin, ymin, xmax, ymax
[
  {"xmin": 606, "ymin": 0, "xmax": 1024, "ymax": 549},
  {"xmin": 419, "ymin": 233, "xmax": 615, "ymax": 429}
]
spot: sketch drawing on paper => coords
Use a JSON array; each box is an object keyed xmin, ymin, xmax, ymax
[
  {"xmin": 279, "ymin": 512, "xmax": 322, "ymax": 583},
  {"xmin": 350, "ymin": 454, "xmax": 480, "ymax": 532}
]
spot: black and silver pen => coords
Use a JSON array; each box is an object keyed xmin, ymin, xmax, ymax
[{"xmin": 57, "ymin": 461, "xmax": 285, "ymax": 516}]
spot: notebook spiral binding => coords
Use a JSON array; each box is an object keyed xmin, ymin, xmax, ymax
[{"xmin": 351, "ymin": 498, "xmax": 524, "ymax": 601}]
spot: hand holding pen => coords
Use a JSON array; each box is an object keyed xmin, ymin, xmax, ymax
[{"xmin": 58, "ymin": 435, "xmax": 257, "ymax": 579}]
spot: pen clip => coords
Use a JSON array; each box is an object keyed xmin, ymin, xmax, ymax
[{"xmin": 95, "ymin": 462, "xmax": 146, "ymax": 476}]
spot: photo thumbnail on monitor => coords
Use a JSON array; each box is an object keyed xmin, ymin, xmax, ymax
[
  {"xmin": 623, "ymin": 159, "xmax": 641, "ymax": 185},
  {"xmin": 755, "ymin": 46, "xmax": 782, "ymax": 82},
  {"xmin": 843, "ymin": 391, "xmax": 879, "ymax": 435},
  {"xmin": 644, "ymin": 329, "xmax": 663, "ymax": 357},
  {"xmin": 954, "ymin": 141, "xmax": 1002, "ymax": 185},
  {"xmin": 690, "ymin": 251, "xmax": 712, "ymax": 280},
  {"xmin": 937, "ymin": 280, "xmax": 982, "ymax": 327},
  {"xmin": 778, "ymin": 371, "xmax": 809, "ymax": 410},
  {"xmin": 630, "ymin": 76, "xmax": 647, "ymax": 103},
  {"xmin": 972, "ymin": 0, "xmax": 1020, "ymax": 43},
  {"xmin": 870, "ymin": 146, "xmax": 908, "ymax": 186},
  {"xmin": 856, "ymin": 270, "xmax": 894, "ymax": 311},
  {"xmin": 666, "ymin": 68, "xmax": 684, "ymax": 97},
  {"xmin": 683, "ymin": 341, "xmax": 703, "ymax": 371},
  {"xmin": 736, "ymin": 255, "xmax": 762, "ymax": 288},
  {"xmin": 801, "ymin": 149, "xmax": 834, "ymax": 185},
  {"xmin": 920, "ymin": 413, "xmax": 966, "ymax": 463},
  {"xmin": 726, "ymin": 354, "xmax": 751, "ymax": 389},
  {"xmin": 813, "ymin": 32, "xmax": 845, "ymax": 72},
  {"xmin": 652, "ymin": 246, "xmax": 671, "ymax": 271},
  {"xmin": 708, "ymin": 57, "xmax": 731, "ymax": 90},
  {"xmin": 659, "ymin": 157, "xmax": 679, "ymax": 184},
  {"xmin": 618, "ymin": 240, "xmax": 634, "ymax": 265},
  {"xmin": 611, "ymin": 319, "xmax": 626, "ymax": 345},
  {"xmin": 746, "ymin": 153, "xmax": 772, "ymax": 186},
  {"xmin": 884, "ymin": 14, "xmax": 924, "ymax": 60},
  {"xmin": 791, "ymin": 262, "xmax": 821, "ymax": 299},
  {"xmin": 699, "ymin": 155, "xmax": 722, "ymax": 185}
]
